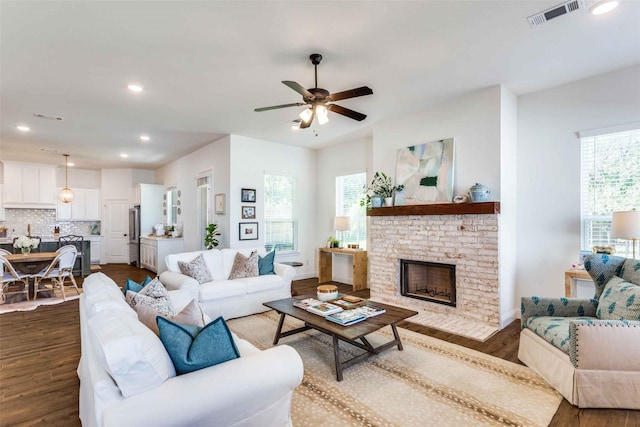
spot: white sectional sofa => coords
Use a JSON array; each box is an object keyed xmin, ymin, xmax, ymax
[
  {"xmin": 159, "ymin": 247, "xmax": 295, "ymax": 320},
  {"xmin": 78, "ymin": 272, "xmax": 303, "ymax": 427}
]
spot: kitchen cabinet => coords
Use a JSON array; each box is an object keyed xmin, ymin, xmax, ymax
[
  {"xmin": 57, "ymin": 188, "xmax": 101, "ymax": 221},
  {"xmin": 87, "ymin": 235, "xmax": 103, "ymax": 264},
  {"xmin": 0, "ymin": 184, "xmax": 5, "ymax": 221},
  {"xmin": 3, "ymin": 161, "xmax": 57, "ymax": 208},
  {"xmin": 140, "ymin": 237, "xmax": 184, "ymax": 274}
]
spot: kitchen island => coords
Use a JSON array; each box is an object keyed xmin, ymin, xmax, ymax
[{"xmin": 0, "ymin": 237, "xmax": 91, "ymax": 277}]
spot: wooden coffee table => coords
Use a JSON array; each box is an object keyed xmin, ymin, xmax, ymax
[{"xmin": 263, "ymin": 296, "xmax": 417, "ymax": 381}]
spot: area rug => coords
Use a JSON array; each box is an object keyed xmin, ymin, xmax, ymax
[
  {"xmin": 228, "ymin": 311, "xmax": 562, "ymax": 427},
  {"xmin": 0, "ymin": 290, "xmax": 82, "ymax": 314}
]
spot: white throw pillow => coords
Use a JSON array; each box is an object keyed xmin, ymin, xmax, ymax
[{"xmin": 88, "ymin": 311, "xmax": 176, "ymax": 397}]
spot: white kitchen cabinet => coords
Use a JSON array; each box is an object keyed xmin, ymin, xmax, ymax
[
  {"xmin": 87, "ymin": 235, "xmax": 103, "ymax": 264},
  {"xmin": 140, "ymin": 237, "xmax": 184, "ymax": 274},
  {"xmin": 0, "ymin": 184, "xmax": 5, "ymax": 221},
  {"xmin": 56, "ymin": 188, "xmax": 101, "ymax": 221},
  {"xmin": 3, "ymin": 161, "xmax": 57, "ymax": 208}
]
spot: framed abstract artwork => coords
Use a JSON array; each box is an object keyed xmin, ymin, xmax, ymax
[
  {"xmin": 215, "ymin": 193, "xmax": 225, "ymax": 214},
  {"xmin": 395, "ymin": 138, "xmax": 455, "ymax": 204}
]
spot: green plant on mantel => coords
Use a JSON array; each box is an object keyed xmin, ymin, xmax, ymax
[
  {"xmin": 204, "ymin": 223, "xmax": 221, "ymax": 249},
  {"xmin": 360, "ymin": 171, "xmax": 404, "ymax": 209}
]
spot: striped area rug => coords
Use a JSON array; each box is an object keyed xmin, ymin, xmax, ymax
[{"xmin": 228, "ymin": 310, "xmax": 562, "ymax": 427}]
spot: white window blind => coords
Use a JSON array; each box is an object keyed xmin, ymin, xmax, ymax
[
  {"xmin": 264, "ymin": 174, "xmax": 297, "ymax": 252},
  {"xmin": 580, "ymin": 129, "xmax": 640, "ymax": 257},
  {"xmin": 336, "ymin": 172, "xmax": 367, "ymax": 247}
]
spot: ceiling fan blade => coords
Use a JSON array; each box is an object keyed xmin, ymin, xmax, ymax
[
  {"xmin": 254, "ymin": 102, "xmax": 306, "ymax": 112},
  {"xmin": 282, "ymin": 81, "xmax": 314, "ymax": 99},
  {"xmin": 328, "ymin": 86, "xmax": 373, "ymax": 102},
  {"xmin": 299, "ymin": 110, "xmax": 315, "ymax": 128},
  {"xmin": 327, "ymin": 104, "xmax": 367, "ymax": 121}
]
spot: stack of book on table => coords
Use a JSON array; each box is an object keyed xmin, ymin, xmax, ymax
[{"xmin": 292, "ymin": 296, "xmax": 386, "ymax": 326}]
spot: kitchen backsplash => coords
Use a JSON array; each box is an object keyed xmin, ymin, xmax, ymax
[{"xmin": 2, "ymin": 209, "xmax": 100, "ymax": 238}]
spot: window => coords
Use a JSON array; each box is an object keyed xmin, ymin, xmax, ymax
[
  {"xmin": 196, "ymin": 175, "xmax": 211, "ymax": 250},
  {"xmin": 264, "ymin": 173, "xmax": 297, "ymax": 252},
  {"xmin": 580, "ymin": 129, "xmax": 640, "ymax": 257},
  {"xmin": 336, "ymin": 172, "xmax": 367, "ymax": 248}
]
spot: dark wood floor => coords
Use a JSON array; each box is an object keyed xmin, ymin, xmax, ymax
[{"xmin": 0, "ymin": 264, "xmax": 638, "ymax": 426}]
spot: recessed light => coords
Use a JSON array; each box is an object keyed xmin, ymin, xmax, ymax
[
  {"xmin": 140, "ymin": 135, "xmax": 150, "ymax": 141},
  {"xmin": 127, "ymin": 84, "xmax": 144, "ymax": 92},
  {"xmin": 590, "ymin": 0, "xmax": 618, "ymax": 15},
  {"xmin": 17, "ymin": 125, "xmax": 30, "ymax": 131},
  {"xmin": 120, "ymin": 153, "xmax": 129, "ymax": 158}
]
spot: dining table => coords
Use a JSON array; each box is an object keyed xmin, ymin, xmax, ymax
[{"xmin": 4, "ymin": 251, "xmax": 57, "ymax": 301}]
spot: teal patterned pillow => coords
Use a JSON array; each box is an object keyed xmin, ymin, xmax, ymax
[
  {"xmin": 157, "ymin": 316, "xmax": 240, "ymax": 375},
  {"xmin": 596, "ymin": 276, "xmax": 640, "ymax": 321}
]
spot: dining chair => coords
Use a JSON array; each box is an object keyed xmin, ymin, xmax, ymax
[
  {"xmin": 58, "ymin": 235, "xmax": 84, "ymax": 276},
  {"xmin": 0, "ymin": 248, "xmax": 11, "ymax": 256},
  {"xmin": 32, "ymin": 246, "xmax": 80, "ymax": 300},
  {"xmin": 0, "ymin": 255, "xmax": 31, "ymax": 302}
]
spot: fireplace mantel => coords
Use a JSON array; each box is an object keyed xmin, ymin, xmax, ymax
[{"xmin": 367, "ymin": 202, "xmax": 500, "ymax": 216}]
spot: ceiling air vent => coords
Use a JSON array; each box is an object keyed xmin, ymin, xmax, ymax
[
  {"xmin": 33, "ymin": 113, "xmax": 64, "ymax": 121},
  {"xmin": 527, "ymin": 0, "xmax": 585, "ymax": 27}
]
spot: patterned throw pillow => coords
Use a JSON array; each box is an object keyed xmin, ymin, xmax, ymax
[
  {"xmin": 596, "ymin": 276, "xmax": 640, "ymax": 321},
  {"xmin": 228, "ymin": 251, "xmax": 259, "ymax": 280},
  {"xmin": 136, "ymin": 299, "xmax": 206, "ymax": 335},
  {"xmin": 123, "ymin": 276, "xmax": 152, "ymax": 294},
  {"xmin": 178, "ymin": 254, "xmax": 213, "ymax": 284},
  {"xmin": 125, "ymin": 278, "xmax": 176, "ymax": 317},
  {"xmin": 157, "ymin": 316, "xmax": 240, "ymax": 375}
]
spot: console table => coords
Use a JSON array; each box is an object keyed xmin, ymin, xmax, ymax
[{"xmin": 318, "ymin": 247, "xmax": 367, "ymax": 290}]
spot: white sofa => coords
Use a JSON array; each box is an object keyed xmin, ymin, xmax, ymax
[
  {"xmin": 159, "ymin": 247, "xmax": 294, "ymax": 320},
  {"xmin": 78, "ymin": 272, "xmax": 304, "ymax": 427}
]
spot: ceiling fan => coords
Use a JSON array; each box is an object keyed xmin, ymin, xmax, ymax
[{"xmin": 254, "ymin": 53, "xmax": 373, "ymax": 129}]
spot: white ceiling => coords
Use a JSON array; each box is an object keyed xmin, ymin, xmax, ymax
[{"xmin": 1, "ymin": 1, "xmax": 639, "ymax": 170}]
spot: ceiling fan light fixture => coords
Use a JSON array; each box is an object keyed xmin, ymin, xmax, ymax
[
  {"xmin": 316, "ymin": 105, "xmax": 329, "ymax": 125},
  {"xmin": 299, "ymin": 108, "xmax": 313, "ymax": 123},
  {"xmin": 590, "ymin": 0, "xmax": 618, "ymax": 15},
  {"xmin": 59, "ymin": 154, "xmax": 74, "ymax": 203}
]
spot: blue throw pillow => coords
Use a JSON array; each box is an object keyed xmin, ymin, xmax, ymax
[
  {"xmin": 258, "ymin": 250, "xmax": 276, "ymax": 275},
  {"xmin": 123, "ymin": 276, "xmax": 153, "ymax": 294},
  {"xmin": 157, "ymin": 316, "xmax": 240, "ymax": 375}
]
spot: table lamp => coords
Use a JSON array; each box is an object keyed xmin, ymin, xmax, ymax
[
  {"xmin": 611, "ymin": 209, "xmax": 640, "ymax": 259},
  {"xmin": 333, "ymin": 216, "xmax": 351, "ymax": 248}
]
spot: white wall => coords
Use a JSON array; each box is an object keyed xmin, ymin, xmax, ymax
[
  {"xmin": 229, "ymin": 135, "xmax": 317, "ymax": 279},
  {"xmin": 316, "ymin": 136, "xmax": 371, "ymax": 283},
  {"xmin": 516, "ymin": 64, "xmax": 640, "ymax": 302},
  {"xmin": 373, "ymin": 86, "xmax": 503, "ymax": 200}
]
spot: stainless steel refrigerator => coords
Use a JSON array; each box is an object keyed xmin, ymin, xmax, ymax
[{"xmin": 129, "ymin": 206, "xmax": 141, "ymax": 267}]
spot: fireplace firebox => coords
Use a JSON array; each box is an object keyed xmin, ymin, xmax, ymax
[{"xmin": 399, "ymin": 259, "xmax": 456, "ymax": 307}]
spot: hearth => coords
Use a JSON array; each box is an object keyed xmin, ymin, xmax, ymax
[{"xmin": 399, "ymin": 259, "xmax": 456, "ymax": 307}]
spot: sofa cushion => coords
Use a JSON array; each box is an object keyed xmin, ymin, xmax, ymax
[
  {"xmin": 123, "ymin": 276, "xmax": 152, "ymax": 294},
  {"xmin": 126, "ymin": 291, "xmax": 176, "ymax": 317},
  {"xmin": 596, "ymin": 276, "xmax": 640, "ymax": 320},
  {"xmin": 526, "ymin": 316, "xmax": 595, "ymax": 354},
  {"xmin": 157, "ymin": 316, "xmax": 240, "ymax": 375},
  {"xmin": 88, "ymin": 311, "xmax": 176, "ymax": 397},
  {"xmin": 178, "ymin": 253, "xmax": 213, "ymax": 284},
  {"xmin": 83, "ymin": 272, "xmax": 124, "ymax": 297},
  {"xmin": 228, "ymin": 251, "xmax": 259, "ymax": 280},
  {"xmin": 619, "ymin": 259, "xmax": 640, "ymax": 285},
  {"xmin": 136, "ymin": 298, "xmax": 206, "ymax": 335},
  {"xmin": 258, "ymin": 250, "xmax": 276, "ymax": 275},
  {"xmin": 199, "ymin": 280, "xmax": 247, "ymax": 301},
  {"xmin": 241, "ymin": 275, "xmax": 286, "ymax": 294}
]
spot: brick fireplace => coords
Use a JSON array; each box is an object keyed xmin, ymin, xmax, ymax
[{"xmin": 367, "ymin": 203, "xmax": 501, "ymax": 329}]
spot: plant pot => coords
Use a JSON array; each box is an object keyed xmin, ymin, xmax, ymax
[
  {"xmin": 384, "ymin": 197, "xmax": 393, "ymax": 207},
  {"xmin": 371, "ymin": 195, "xmax": 383, "ymax": 208},
  {"xmin": 21, "ymin": 247, "xmax": 31, "ymax": 255}
]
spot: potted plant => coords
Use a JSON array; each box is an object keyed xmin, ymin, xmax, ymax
[
  {"xmin": 204, "ymin": 223, "xmax": 221, "ymax": 249},
  {"xmin": 360, "ymin": 172, "xmax": 404, "ymax": 208}
]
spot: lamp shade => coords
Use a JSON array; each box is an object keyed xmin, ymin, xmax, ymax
[
  {"xmin": 334, "ymin": 216, "xmax": 351, "ymax": 232},
  {"xmin": 611, "ymin": 210, "xmax": 640, "ymax": 239}
]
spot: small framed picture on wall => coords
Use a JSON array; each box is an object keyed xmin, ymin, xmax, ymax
[
  {"xmin": 239, "ymin": 222, "xmax": 259, "ymax": 240},
  {"xmin": 241, "ymin": 188, "xmax": 256, "ymax": 203},
  {"xmin": 215, "ymin": 193, "xmax": 225, "ymax": 214},
  {"xmin": 241, "ymin": 205, "xmax": 256, "ymax": 219}
]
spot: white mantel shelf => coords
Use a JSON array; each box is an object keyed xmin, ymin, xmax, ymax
[{"xmin": 367, "ymin": 202, "xmax": 500, "ymax": 216}]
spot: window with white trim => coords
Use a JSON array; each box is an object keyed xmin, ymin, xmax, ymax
[
  {"xmin": 336, "ymin": 172, "xmax": 367, "ymax": 248},
  {"xmin": 580, "ymin": 129, "xmax": 640, "ymax": 257},
  {"xmin": 264, "ymin": 173, "xmax": 297, "ymax": 252}
]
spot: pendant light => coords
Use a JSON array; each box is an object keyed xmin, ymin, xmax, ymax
[{"xmin": 59, "ymin": 154, "xmax": 74, "ymax": 203}]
